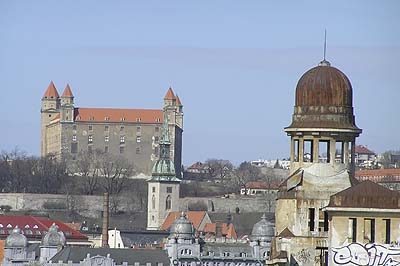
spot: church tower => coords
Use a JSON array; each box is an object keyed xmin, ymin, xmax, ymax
[
  {"xmin": 147, "ymin": 108, "xmax": 181, "ymax": 230},
  {"xmin": 273, "ymin": 58, "xmax": 362, "ymax": 265},
  {"xmin": 41, "ymin": 81, "xmax": 60, "ymax": 156}
]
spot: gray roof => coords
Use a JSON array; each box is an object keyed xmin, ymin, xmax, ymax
[
  {"xmin": 202, "ymin": 242, "xmax": 252, "ymax": 255},
  {"xmin": 119, "ymin": 230, "xmax": 169, "ymax": 247},
  {"xmin": 208, "ymin": 212, "xmax": 275, "ymax": 238},
  {"xmin": 5, "ymin": 227, "xmax": 28, "ymax": 248},
  {"xmin": 50, "ymin": 247, "xmax": 170, "ymax": 265}
]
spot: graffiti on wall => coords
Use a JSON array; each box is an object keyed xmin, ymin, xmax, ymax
[
  {"xmin": 332, "ymin": 243, "xmax": 400, "ymax": 266},
  {"xmin": 294, "ymin": 248, "xmax": 312, "ymax": 264}
]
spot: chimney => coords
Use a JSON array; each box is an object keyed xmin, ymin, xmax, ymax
[
  {"xmin": 215, "ymin": 221, "xmax": 222, "ymax": 238},
  {"xmin": 101, "ymin": 192, "xmax": 109, "ymax": 247}
]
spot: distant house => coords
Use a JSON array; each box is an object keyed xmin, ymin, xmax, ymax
[
  {"xmin": 240, "ymin": 181, "xmax": 280, "ymax": 196},
  {"xmin": 355, "ymin": 145, "xmax": 376, "ymax": 167},
  {"xmin": 203, "ymin": 222, "xmax": 237, "ymax": 240},
  {"xmin": 183, "ymin": 162, "xmax": 210, "ymax": 180},
  {"xmin": 356, "ymin": 169, "xmax": 400, "ymax": 191}
]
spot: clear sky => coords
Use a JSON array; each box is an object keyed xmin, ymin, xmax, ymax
[{"xmin": 1, "ymin": 1, "xmax": 399, "ymax": 165}]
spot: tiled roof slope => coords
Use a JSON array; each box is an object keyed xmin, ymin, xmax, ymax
[
  {"xmin": 61, "ymin": 84, "xmax": 74, "ymax": 97},
  {"xmin": 160, "ymin": 211, "xmax": 207, "ymax": 231},
  {"xmin": 42, "ymin": 81, "xmax": 59, "ymax": 99},
  {"xmin": 164, "ymin": 87, "xmax": 175, "ymax": 99},
  {"xmin": 355, "ymin": 145, "xmax": 375, "ymax": 155},
  {"xmin": 74, "ymin": 108, "xmax": 163, "ymax": 123},
  {"xmin": 328, "ymin": 180, "xmax": 400, "ymax": 209},
  {"xmin": 203, "ymin": 223, "xmax": 237, "ymax": 239},
  {"xmin": 356, "ymin": 169, "xmax": 400, "ymax": 182},
  {"xmin": 0, "ymin": 215, "xmax": 88, "ymax": 241}
]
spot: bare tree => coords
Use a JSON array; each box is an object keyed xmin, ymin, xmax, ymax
[
  {"xmin": 230, "ymin": 161, "xmax": 263, "ymax": 192},
  {"xmin": 204, "ymin": 159, "xmax": 233, "ymax": 181},
  {"xmin": 33, "ymin": 154, "xmax": 67, "ymax": 194},
  {"xmin": 99, "ymin": 154, "xmax": 134, "ymax": 196}
]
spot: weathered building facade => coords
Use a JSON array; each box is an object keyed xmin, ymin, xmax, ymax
[
  {"xmin": 272, "ymin": 59, "xmax": 362, "ymax": 265},
  {"xmin": 41, "ymin": 83, "xmax": 183, "ymax": 177}
]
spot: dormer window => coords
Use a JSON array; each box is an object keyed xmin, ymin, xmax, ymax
[
  {"xmin": 136, "ymin": 117, "xmax": 141, "ymax": 122},
  {"xmin": 89, "ymin": 116, "xmax": 94, "ymax": 121},
  {"xmin": 121, "ymin": 117, "xmax": 126, "ymax": 121},
  {"xmin": 156, "ymin": 118, "xmax": 161, "ymax": 122},
  {"xmin": 105, "ymin": 116, "xmax": 110, "ymax": 121}
]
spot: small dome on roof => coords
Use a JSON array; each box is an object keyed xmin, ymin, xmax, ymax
[
  {"xmin": 41, "ymin": 223, "xmax": 66, "ymax": 247},
  {"xmin": 251, "ymin": 214, "xmax": 274, "ymax": 241},
  {"xmin": 5, "ymin": 226, "xmax": 28, "ymax": 248},
  {"xmin": 286, "ymin": 60, "xmax": 361, "ymax": 132},
  {"xmin": 169, "ymin": 212, "xmax": 195, "ymax": 240}
]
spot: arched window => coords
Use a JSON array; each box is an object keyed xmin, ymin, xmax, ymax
[
  {"xmin": 166, "ymin": 195, "xmax": 172, "ymax": 210},
  {"xmin": 152, "ymin": 195, "xmax": 156, "ymax": 209}
]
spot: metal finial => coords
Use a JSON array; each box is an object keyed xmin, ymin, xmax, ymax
[{"xmin": 323, "ymin": 29, "xmax": 327, "ymax": 61}]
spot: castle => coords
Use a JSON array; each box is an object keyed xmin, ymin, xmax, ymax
[{"xmin": 40, "ymin": 83, "xmax": 183, "ymax": 177}]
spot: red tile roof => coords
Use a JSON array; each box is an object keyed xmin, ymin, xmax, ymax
[
  {"xmin": 355, "ymin": 145, "xmax": 375, "ymax": 155},
  {"xmin": 203, "ymin": 223, "xmax": 237, "ymax": 239},
  {"xmin": 187, "ymin": 162, "xmax": 206, "ymax": 170},
  {"xmin": 74, "ymin": 108, "xmax": 163, "ymax": 124},
  {"xmin": 356, "ymin": 169, "xmax": 400, "ymax": 182},
  {"xmin": 175, "ymin": 95, "xmax": 182, "ymax": 106},
  {"xmin": 160, "ymin": 211, "xmax": 207, "ymax": 231},
  {"xmin": 42, "ymin": 81, "xmax": 59, "ymax": 99},
  {"xmin": 62, "ymin": 84, "xmax": 74, "ymax": 97},
  {"xmin": 164, "ymin": 87, "xmax": 175, "ymax": 99},
  {"xmin": 0, "ymin": 216, "xmax": 88, "ymax": 241}
]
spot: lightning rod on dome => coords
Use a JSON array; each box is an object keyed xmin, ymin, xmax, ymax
[{"xmin": 324, "ymin": 29, "xmax": 327, "ymax": 61}]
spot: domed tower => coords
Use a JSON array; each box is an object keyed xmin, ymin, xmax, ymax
[
  {"xmin": 3, "ymin": 226, "xmax": 29, "ymax": 265},
  {"xmin": 165, "ymin": 212, "xmax": 200, "ymax": 261},
  {"xmin": 273, "ymin": 59, "xmax": 362, "ymax": 265},
  {"xmin": 40, "ymin": 223, "xmax": 66, "ymax": 263},
  {"xmin": 250, "ymin": 214, "xmax": 274, "ymax": 260},
  {"xmin": 285, "ymin": 59, "xmax": 361, "ymax": 177},
  {"xmin": 147, "ymin": 109, "xmax": 181, "ymax": 230}
]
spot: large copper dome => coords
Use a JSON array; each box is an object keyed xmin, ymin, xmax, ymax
[{"xmin": 286, "ymin": 60, "xmax": 361, "ymax": 132}]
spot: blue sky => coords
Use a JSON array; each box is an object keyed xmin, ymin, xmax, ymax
[{"xmin": 1, "ymin": 1, "xmax": 399, "ymax": 165}]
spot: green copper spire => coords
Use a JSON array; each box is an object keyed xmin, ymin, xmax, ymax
[{"xmin": 150, "ymin": 108, "xmax": 180, "ymax": 182}]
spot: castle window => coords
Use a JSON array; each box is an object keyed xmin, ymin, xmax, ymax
[
  {"xmin": 104, "ymin": 146, "xmax": 108, "ymax": 153},
  {"xmin": 136, "ymin": 147, "xmax": 141, "ymax": 154},
  {"xmin": 88, "ymin": 146, "xmax": 93, "ymax": 153},
  {"xmin": 335, "ymin": 141, "xmax": 344, "ymax": 163},
  {"xmin": 48, "ymin": 114, "xmax": 52, "ymax": 118},
  {"xmin": 72, "ymin": 135, "xmax": 77, "ymax": 142},
  {"xmin": 120, "ymin": 126, "xmax": 124, "ymax": 131},
  {"xmin": 384, "ymin": 219, "xmax": 391, "ymax": 244},
  {"xmin": 151, "ymin": 215, "xmax": 155, "ymax": 221},
  {"xmin": 165, "ymin": 195, "xmax": 171, "ymax": 210},
  {"xmin": 348, "ymin": 218, "xmax": 357, "ymax": 243},
  {"xmin": 88, "ymin": 125, "xmax": 93, "ymax": 131},
  {"xmin": 156, "ymin": 118, "xmax": 161, "ymax": 122},
  {"xmin": 72, "ymin": 125, "xmax": 77, "ymax": 130},
  {"xmin": 155, "ymin": 126, "xmax": 159, "ymax": 133},
  {"xmin": 120, "ymin": 146, "xmax": 125, "ymax": 154},
  {"xmin": 152, "ymin": 195, "xmax": 155, "ymax": 209},
  {"xmin": 105, "ymin": 136, "xmax": 109, "ymax": 142},
  {"xmin": 154, "ymin": 136, "xmax": 159, "ymax": 142},
  {"xmin": 303, "ymin": 140, "xmax": 313, "ymax": 162},
  {"xmin": 120, "ymin": 135, "xmax": 125, "ymax": 144},
  {"xmin": 136, "ymin": 136, "xmax": 141, "ymax": 143},
  {"xmin": 166, "ymin": 187, "xmax": 172, "ymax": 193},
  {"xmin": 152, "ymin": 187, "xmax": 156, "ymax": 193},
  {"xmin": 105, "ymin": 125, "xmax": 109, "ymax": 131},
  {"xmin": 364, "ymin": 218, "xmax": 375, "ymax": 243},
  {"xmin": 318, "ymin": 140, "xmax": 330, "ymax": 163},
  {"xmin": 88, "ymin": 135, "xmax": 93, "ymax": 143},
  {"xmin": 136, "ymin": 126, "xmax": 141, "ymax": 133}
]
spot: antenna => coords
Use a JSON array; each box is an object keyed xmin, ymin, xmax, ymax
[{"xmin": 323, "ymin": 29, "xmax": 327, "ymax": 61}]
